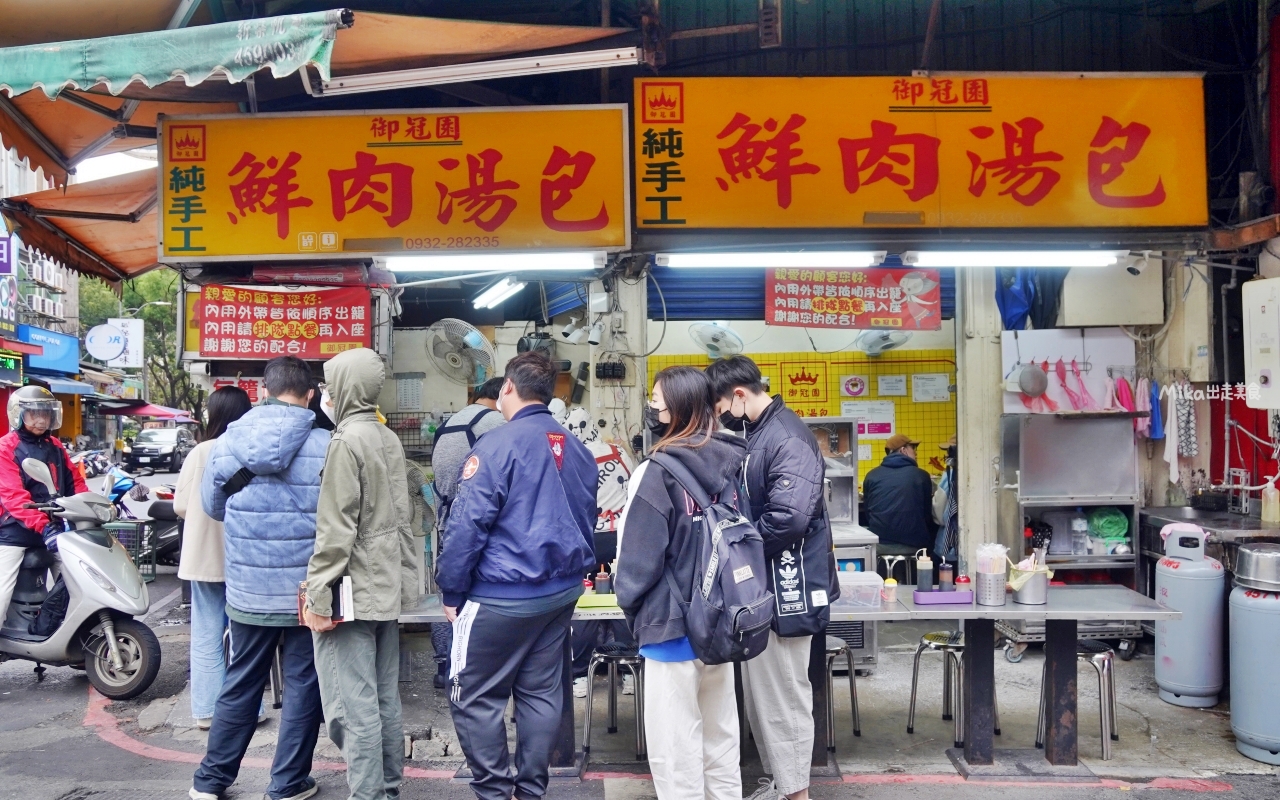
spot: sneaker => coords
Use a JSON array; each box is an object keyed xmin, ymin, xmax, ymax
[
  {"xmin": 195, "ymin": 717, "xmax": 212, "ymax": 731},
  {"xmin": 190, "ymin": 788, "xmax": 220, "ymax": 800},
  {"xmin": 434, "ymin": 672, "xmax": 446, "ymax": 690},
  {"xmin": 744, "ymin": 778, "xmax": 778, "ymax": 800},
  {"xmin": 268, "ymin": 777, "xmax": 318, "ymax": 800},
  {"xmin": 622, "ymin": 674, "xmax": 635, "ymax": 696},
  {"xmin": 573, "ymin": 677, "xmax": 588, "ymax": 698},
  {"xmin": 258, "ymin": 712, "xmax": 268, "ymax": 725}
]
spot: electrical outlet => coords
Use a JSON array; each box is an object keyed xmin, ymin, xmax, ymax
[{"xmin": 611, "ymin": 312, "xmax": 626, "ymax": 330}]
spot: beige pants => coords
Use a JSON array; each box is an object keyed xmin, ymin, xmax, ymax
[
  {"xmin": 0, "ymin": 545, "xmax": 24, "ymax": 623},
  {"xmin": 643, "ymin": 658, "xmax": 741, "ymax": 800},
  {"xmin": 741, "ymin": 632, "xmax": 815, "ymax": 795}
]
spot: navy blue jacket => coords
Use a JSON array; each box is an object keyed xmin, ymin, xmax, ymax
[
  {"xmin": 863, "ymin": 452, "xmax": 937, "ymax": 550},
  {"xmin": 438, "ymin": 404, "xmax": 597, "ymax": 608}
]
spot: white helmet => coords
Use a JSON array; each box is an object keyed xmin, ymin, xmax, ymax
[{"xmin": 8, "ymin": 385, "xmax": 63, "ymax": 432}]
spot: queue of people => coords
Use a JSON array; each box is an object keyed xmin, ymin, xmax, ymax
[{"xmin": 162, "ymin": 348, "xmax": 906, "ymax": 800}]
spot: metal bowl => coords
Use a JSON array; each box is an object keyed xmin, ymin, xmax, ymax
[{"xmin": 1234, "ymin": 543, "xmax": 1280, "ymax": 591}]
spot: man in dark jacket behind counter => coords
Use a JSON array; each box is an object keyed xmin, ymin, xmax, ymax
[
  {"xmin": 437, "ymin": 351, "xmax": 597, "ymax": 800},
  {"xmin": 705, "ymin": 355, "xmax": 837, "ymax": 800},
  {"xmin": 862, "ymin": 432, "xmax": 936, "ymax": 557}
]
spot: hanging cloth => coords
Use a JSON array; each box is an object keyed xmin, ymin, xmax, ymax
[
  {"xmin": 1103, "ymin": 376, "xmax": 1118, "ymax": 411},
  {"xmin": 1115, "ymin": 377, "xmax": 1136, "ymax": 413},
  {"xmin": 1164, "ymin": 388, "xmax": 1181, "ymax": 482},
  {"xmin": 1038, "ymin": 360, "xmax": 1059, "ymax": 412},
  {"xmin": 1055, "ymin": 358, "xmax": 1085, "ymax": 410},
  {"xmin": 1176, "ymin": 381, "xmax": 1199, "ymax": 457},
  {"xmin": 995, "ymin": 269, "xmax": 1036, "ymax": 330},
  {"xmin": 1149, "ymin": 380, "xmax": 1165, "ymax": 439},
  {"xmin": 1072, "ymin": 360, "xmax": 1100, "ymax": 410},
  {"xmin": 1029, "ymin": 268, "xmax": 1070, "ymax": 329},
  {"xmin": 1134, "ymin": 378, "xmax": 1152, "ymax": 436}
]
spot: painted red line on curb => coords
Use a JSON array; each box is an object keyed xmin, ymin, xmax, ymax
[
  {"xmin": 1145, "ymin": 778, "xmax": 1236, "ymax": 792},
  {"xmin": 839, "ymin": 772, "xmax": 1232, "ymax": 791},
  {"xmin": 583, "ymin": 772, "xmax": 654, "ymax": 780}
]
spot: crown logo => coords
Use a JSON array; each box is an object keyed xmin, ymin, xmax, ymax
[
  {"xmin": 174, "ymin": 132, "xmax": 201, "ymax": 150},
  {"xmin": 648, "ymin": 90, "xmax": 678, "ymax": 110},
  {"xmin": 788, "ymin": 367, "xmax": 819, "ymax": 386}
]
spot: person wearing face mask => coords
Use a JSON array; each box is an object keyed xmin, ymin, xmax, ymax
[
  {"xmin": 703, "ymin": 355, "xmax": 838, "ymax": 800},
  {"xmin": 0, "ymin": 386, "xmax": 88, "ymax": 638}
]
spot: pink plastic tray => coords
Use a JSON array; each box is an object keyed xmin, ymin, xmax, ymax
[{"xmin": 912, "ymin": 589, "xmax": 974, "ymax": 605}]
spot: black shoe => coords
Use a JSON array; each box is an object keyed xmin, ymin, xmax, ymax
[{"xmin": 434, "ymin": 672, "xmax": 446, "ymax": 689}]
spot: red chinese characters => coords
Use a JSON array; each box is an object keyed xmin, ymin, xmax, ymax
[
  {"xmin": 714, "ymin": 112, "xmax": 820, "ymax": 209},
  {"xmin": 1088, "ymin": 116, "xmax": 1166, "ymax": 208},
  {"xmin": 966, "ymin": 118, "xmax": 1063, "ymax": 207},
  {"xmin": 435, "ymin": 150, "xmax": 520, "ymax": 232},
  {"xmin": 540, "ymin": 146, "xmax": 609, "ymax": 232},
  {"xmin": 329, "ymin": 152, "xmax": 414, "ymax": 228},
  {"xmin": 226, "ymin": 151, "xmax": 313, "ymax": 239},
  {"xmin": 838, "ymin": 121, "xmax": 941, "ymax": 202}
]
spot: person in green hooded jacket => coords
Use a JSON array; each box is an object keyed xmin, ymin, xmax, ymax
[{"xmin": 303, "ymin": 346, "xmax": 417, "ymax": 800}]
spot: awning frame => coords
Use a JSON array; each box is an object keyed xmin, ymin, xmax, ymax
[{"xmin": 0, "ymin": 199, "xmax": 131, "ymax": 281}]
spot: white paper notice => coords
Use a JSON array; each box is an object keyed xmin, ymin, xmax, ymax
[
  {"xmin": 912, "ymin": 373, "xmax": 952, "ymax": 403},
  {"xmin": 840, "ymin": 400, "xmax": 896, "ymax": 439},
  {"xmin": 858, "ymin": 443, "xmax": 872, "ymax": 461},
  {"xmin": 878, "ymin": 375, "xmax": 907, "ymax": 396},
  {"xmin": 395, "ymin": 373, "xmax": 424, "ymax": 411}
]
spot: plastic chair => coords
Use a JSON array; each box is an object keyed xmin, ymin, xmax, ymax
[
  {"xmin": 582, "ymin": 642, "xmax": 646, "ymax": 760},
  {"xmin": 907, "ymin": 631, "xmax": 1000, "ymax": 748},
  {"xmin": 1035, "ymin": 639, "xmax": 1118, "ymax": 760}
]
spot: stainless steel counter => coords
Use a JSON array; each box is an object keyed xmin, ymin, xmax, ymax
[{"xmin": 1140, "ymin": 507, "xmax": 1280, "ymax": 573}]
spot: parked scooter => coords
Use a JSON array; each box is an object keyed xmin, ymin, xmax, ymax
[{"xmin": 0, "ymin": 458, "xmax": 161, "ymax": 699}]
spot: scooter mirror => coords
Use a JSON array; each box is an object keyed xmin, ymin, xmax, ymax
[{"xmin": 21, "ymin": 458, "xmax": 57, "ymax": 497}]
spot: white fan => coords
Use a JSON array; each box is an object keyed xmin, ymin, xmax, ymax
[
  {"xmin": 689, "ymin": 322, "xmax": 745, "ymax": 359},
  {"xmin": 425, "ymin": 318, "xmax": 496, "ymax": 387},
  {"xmin": 854, "ymin": 329, "xmax": 913, "ymax": 356}
]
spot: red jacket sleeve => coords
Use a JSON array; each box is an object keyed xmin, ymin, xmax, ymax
[
  {"xmin": 0, "ymin": 434, "xmax": 48, "ymax": 531},
  {"xmin": 56, "ymin": 439, "xmax": 89, "ymax": 495}
]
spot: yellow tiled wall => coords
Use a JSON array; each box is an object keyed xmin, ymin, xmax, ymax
[{"xmin": 648, "ymin": 348, "xmax": 958, "ymax": 484}]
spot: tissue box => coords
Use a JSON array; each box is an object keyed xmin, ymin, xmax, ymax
[{"xmin": 837, "ymin": 571, "xmax": 883, "ymax": 606}]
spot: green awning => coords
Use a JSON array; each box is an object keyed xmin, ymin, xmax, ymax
[{"xmin": 0, "ymin": 9, "xmax": 351, "ymax": 99}]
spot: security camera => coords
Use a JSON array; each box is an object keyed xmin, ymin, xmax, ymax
[
  {"xmin": 1126, "ymin": 252, "xmax": 1152, "ymax": 276},
  {"xmin": 587, "ymin": 321, "xmax": 604, "ymax": 346},
  {"xmin": 560, "ymin": 316, "xmax": 580, "ymax": 339}
]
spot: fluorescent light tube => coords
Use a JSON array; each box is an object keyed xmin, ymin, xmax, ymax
[
  {"xmin": 901, "ymin": 250, "xmax": 1125, "ymax": 268},
  {"xmin": 322, "ymin": 48, "xmax": 643, "ymax": 96},
  {"xmin": 657, "ymin": 251, "xmax": 887, "ymax": 269},
  {"xmin": 473, "ymin": 277, "xmax": 527, "ymax": 309},
  {"xmin": 385, "ymin": 252, "xmax": 603, "ymax": 272}
]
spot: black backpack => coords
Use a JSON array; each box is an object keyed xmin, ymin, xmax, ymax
[{"xmin": 651, "ymin": 453, "xmax": 774, "ymax": 665}]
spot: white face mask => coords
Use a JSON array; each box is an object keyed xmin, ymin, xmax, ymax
[
  {"xmin": 496, "ymin": 381, "xmax": 510, "ymax": 416},
  {"xmin": 320, "ymin": 389, "xmax": 336, "ymax": 423}
]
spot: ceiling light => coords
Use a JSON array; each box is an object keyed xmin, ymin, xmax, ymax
[
  {"xmin": 322, "ymin": 48, "xmax": 643, "ymax": 96},
  {"xmin": 384, "ymin": 252, "xmax": 604, "ymax": 272},
  {"xmin": 901, "ymin": 250, "xmax": 1126, "ymax": 268},
  {"xmin": 473, "ymin": 277, "xmax": 527, "ymax": 309},
  {"xmin": 657, "ymin": 252, "xmax": 887, "ymax": 268}
]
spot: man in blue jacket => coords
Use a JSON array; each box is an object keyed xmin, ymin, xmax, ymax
[
  {"xmin": 438, "ymin": 352, "xmax": 597, "ymax": 800},
  {"xmin": 191, "ymin": 356, "xmax": 330, "ymax": 800}
]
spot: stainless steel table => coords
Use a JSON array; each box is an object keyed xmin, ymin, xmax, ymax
[{"xmin": 895, "ymin": 585, "xmax": 1178, "ymax": 777}]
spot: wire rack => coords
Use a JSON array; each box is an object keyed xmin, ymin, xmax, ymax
[
  {"xmin": 104, "ymin": 520, "xmax": 156, "ymax": 584},
  {"xmin": 385, "ymin": 413, "xmax": 432, "ymax": 459}
]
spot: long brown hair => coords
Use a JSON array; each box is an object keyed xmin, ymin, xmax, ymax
[{"xmin": 651, "ymin": 366, "xmax": 717, "ymax": 452}]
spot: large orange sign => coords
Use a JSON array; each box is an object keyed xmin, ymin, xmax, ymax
[
  {"xmin": 633, "ymin": 75, "xmax": 1206, "ymax": 229},
  {"xmin": 159, "ymin": 106, "xmax": 629, "ymax": 261}
]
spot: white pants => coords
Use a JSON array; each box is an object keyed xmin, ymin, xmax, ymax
[
  {"xmin": 741, "ymin": 632, "xmax": 815, "ymax": 795},
  {"xmin": 0, "ymin": 545, "xmax": 26, "ymax": 626},
  {"xmin": 643, "ymin": 658, "xmax": 740, "ymax": 800}
]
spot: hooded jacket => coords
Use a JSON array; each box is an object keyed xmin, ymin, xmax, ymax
[
  {"xmin": 615, "ymin": 432, "xmax": 748, "ymax": 648},
  {"xmin": 437, "ymin": 403, "xmax": 597, "ymax": 608},
  {"xmin": 305, "ymin": 348, "xmax": 417, "ymax": 621},
  {"xmin": 862, "ymin": 451, "xmax": 936, "ymax": 550},
  {"xmin": 203, "ymin": 402, "xmax": 329, "ymax": 616}
]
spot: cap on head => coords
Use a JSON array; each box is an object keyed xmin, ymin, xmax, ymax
[{"xmin": 885, "ymin": 432, "xmax": 920, "ymax": 453}]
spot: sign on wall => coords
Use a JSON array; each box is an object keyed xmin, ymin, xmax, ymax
[
  {"xmin": 18, "ymin": 325, "xmax": 79, "ymax": 374},
  {"xmin": 192, "ymin": 284, "xmax": 371, "ymax": 360},
  {"xmin": 766, "ymin": 267, "xmax": 943, "ymax": 330},
  {"xmin": 840, "ymin": 400, "xmax": 897, "ymax": 439},
  {"xmin": 107, "ymin": 318, "xmax": 145, "ymax": 369},
  {"xmin": 159, "ymin": 106, "xmax": 630, "ymax": 261},
  {"xmin": 634, "ymin": 75, "xmax": 1206, "ymax": 229},
  {"xmin": 0, "ymin": 234, "xmax": 13, "ymax": 275}
]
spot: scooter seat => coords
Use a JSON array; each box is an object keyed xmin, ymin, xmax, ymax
[
  {"xmin": 147, "ymin": 500, "xmax": 178, "ymax": 521},
  {"xmin": 20, "ymin": 548, "xmax": 56, "ymax": 571}
]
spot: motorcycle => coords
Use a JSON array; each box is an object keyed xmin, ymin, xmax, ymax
[
  {"xmin": 70, "ymin": 449, "xmax": 111, "ymax": 480},
  {"xmin": 0, "ymin": 458, "xmax": 161, "ymax": 699},
  {"xmin": 100, "ymin": 469, "xmax": 181, "ymax": 567}
]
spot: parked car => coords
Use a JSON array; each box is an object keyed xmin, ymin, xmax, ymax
[{"xmin": 123, "ymin": 427, "xmax": 194, "ymax": 473}]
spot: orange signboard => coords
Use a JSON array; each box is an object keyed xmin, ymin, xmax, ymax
[{"xmin": 634, "ymin": 75, "xmax": 1206, "ymax": 229}]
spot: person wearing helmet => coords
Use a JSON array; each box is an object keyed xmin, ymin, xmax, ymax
[{"xmin": 0, "ymin": 386, "xmax": 89, "ymax": 621}]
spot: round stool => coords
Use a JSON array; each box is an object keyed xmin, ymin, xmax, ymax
[
  {"xmin": 583, "ymin": 643, "xmax": 646, "ymax": 761},
  {"xmin": 907, "ymin": 631, "xmax": 1000, "ymax": 748},
  {"xmin": 1035, "ymin": 639, "xmax": 1118, "ymax": 760},
  {"xmin": 823, "ymin": 635, "xmax": 861, "ymax": 746}
]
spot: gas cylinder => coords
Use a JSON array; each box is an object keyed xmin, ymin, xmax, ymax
[
  {"xmin": 1230, "ymin": 587, "xmax": 1280, "ymax": 764},
  {"xmin": 1154, "ymin": 524, "xmax": 1224, "ymax": 708}
]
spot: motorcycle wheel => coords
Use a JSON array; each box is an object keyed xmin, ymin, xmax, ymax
[{"xmin": 84, "ymin": 617, "xmax": 162, "ymax": 700}]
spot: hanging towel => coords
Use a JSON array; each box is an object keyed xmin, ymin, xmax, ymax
[
  {"xmin": 1056, "ymin": 358, "xmax": 1085, "ymax": 410},
  {"xmin": 1103, "ymin": 377, "xmax": 1118, "ymax": 411},
  {"xmin": 1164, "ymin": 387, "xmax": 1180, "ymax": 483},
  {"xmin": 1135, "ymin": 378, "xmax": 1151, "ymax": 436},
  {"xmin": 1149, "ymin": 380, "xmax": 1165, "ymax": 439},
  {"xmin": 1177, "ymin": 381, "xmax": 1199, "ymax": 457},
  {"xmin": 1115, "ymin": 377, "xmax": 1136, "ymax": 413},
  {"xmin": 1073, "ymin": 360, "xmax": 1100, "ymax": 410}
]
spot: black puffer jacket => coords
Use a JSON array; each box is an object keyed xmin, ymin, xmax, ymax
[
  {"xmin": 862, "ymin": 452, "xmax": 936, "ymax": 550},
  {"xmin": 615, "ymin": 432, "xmax": 747, "ymax": 648},
  {"xmin": 742, "ymin": 397, "xmax": 839, "ymax": 636}
]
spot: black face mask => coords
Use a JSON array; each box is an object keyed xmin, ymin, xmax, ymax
[
  {"xmin": 645, "ymin": 406, "xmax": 669, "ymax": 436},
  {"xmin": 719, "ymin": 410, "xmax": 747, "ymax": 432}
]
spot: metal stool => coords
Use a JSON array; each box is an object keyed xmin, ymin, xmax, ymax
[
  {"xmin": 582, "ymin": 642, "xmax": 646, "ymax": 760},
  {"xmin": 879, "ymin": 555, "xmax": 912, "ymax": 584},
  {"xmin": 1035, "ymin": 640, "xmax": 1118, "ymax": 760},
  {"xmin": 824, "ymin": 635, "xmax": 861, "ymax": 746},
  {"xmin": 908, "ymin": 631, "xmax": 1000, "ymax": 748}
]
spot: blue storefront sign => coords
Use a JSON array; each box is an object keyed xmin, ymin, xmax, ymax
[{"xmin": 18, "ymin": 325, "xmax": 79, "ymax": 375}]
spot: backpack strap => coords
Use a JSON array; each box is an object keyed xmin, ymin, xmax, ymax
[
  {"xmin": 648, "ymin": 452, "xmax": 714, "ymax": 511},
  {"xmin": 221, "ymin": 467, "xmax": 256, "ymax": 497},
  {"xmin": 433, "ymin": 407, "xmax": 495, "ymax": 448}
]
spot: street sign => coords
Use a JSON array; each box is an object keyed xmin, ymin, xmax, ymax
[
  {"xmin": 85, "ymin": 324, "xmax": 127, "ymax": 361},
  {"xmin": 106, "ymin": 318, "xmax": 145, "ymax": 368}
]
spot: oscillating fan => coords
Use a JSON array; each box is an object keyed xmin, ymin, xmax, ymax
[
  {"xmin": 854, "ymin": 329, "xmax": 913, "ymax": 356},
  {"xmin": 425, "ymin": 318, "xmax": 496, "ymax": 386},
  {"xmin": 689, "ymin": 322, "xmax": 745, "ymax": 359}
]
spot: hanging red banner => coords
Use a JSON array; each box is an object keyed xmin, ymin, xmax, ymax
[
  {"xmin": 193, "ymin": 284, "xmax": 371, "ymax": 360},
  {"xmin": 764, "ymin": 267, "xmax": 943, "ymax": 330}
]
